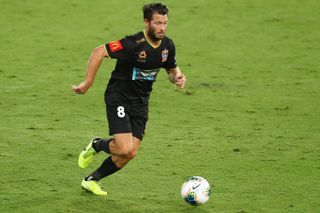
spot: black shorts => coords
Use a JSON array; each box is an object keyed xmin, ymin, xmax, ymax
[{"xmin": 106, "ymin": 102, "xmax": 148, "ymax": 141}]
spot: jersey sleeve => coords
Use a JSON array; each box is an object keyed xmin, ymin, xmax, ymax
[
  {"xmin": 162, "ymin": 39, "xmax": 177, "ymax": 69},
  {"xmin": 105, "ymin": 36, "xmax": 136, "ymax": 60}
]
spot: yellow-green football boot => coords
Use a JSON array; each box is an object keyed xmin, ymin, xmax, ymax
[
  {"xmin": 81, "ymin": 179, "xmax": 108, "ymax": 196},
  {"xmin": 78, "ymin": 138, "xmax": 100, "ymax": 169}
]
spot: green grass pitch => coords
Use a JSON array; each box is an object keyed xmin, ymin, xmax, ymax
[{"xmin": 1, "ymin": 0, "xmax": 319, "ymax": 212}]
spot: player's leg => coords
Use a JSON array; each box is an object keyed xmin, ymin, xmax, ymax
[
  {"xmin": 78, "ymin": 104, "xmax": 131, "ymax": 168},
  {"xmin": 81, "ymin": 136, "xmax": 140, "ymax": 195},
  {"xmin": 80, "ymin": 135, "xmax": 143, "ymax": 196},
  {"xmin": 86, "ymin": 136, "xmax": 141, "ymax": 180},
  {"xmin": 103, "ymin": 101, "xmax": 148, "ymax": 168},
  {"xmin": 110, "ymin": 136, "xmax": 141, "ymax": 168},
  {"xmin": 86, "ymin": 133, "xmax": 136, "ymax": 157},
  {"xmin": 81, "ymin": 133, "xmax": 140, "ymax": 195},
  {"xmin": 105, "ymin": 102, "xmax": 147, "ymax": 167},
  {"xmin": 84, "ymin": 133, "xmax": 135, "ymax": 182},
  {"xmin": 80, "ymin": 103, "xmax": 146, "ymax": 195},
  {"xmin": 106, "ymin": 103, "xmax": 147, "ymax": 168}
]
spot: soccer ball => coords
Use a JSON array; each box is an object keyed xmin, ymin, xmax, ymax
[{"xmin": 181, "ymin": 176, "xmax": 211, "ymax": 206}]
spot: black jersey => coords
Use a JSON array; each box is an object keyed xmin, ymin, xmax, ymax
[{"xmin": 104, "ymin": 31, "xmax": 177, "ymax": 104}]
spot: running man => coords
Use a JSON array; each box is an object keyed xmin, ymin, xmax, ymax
[{"xmin": 72, "ymin": 2, "xmax": 186, "ymax": 195}]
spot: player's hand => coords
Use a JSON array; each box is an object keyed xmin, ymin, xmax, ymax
[
  {"xmin": 175, "ymin": 73, "xmax": 186, "ymax": 89},
  {"xmin": 72, "ymin": 80, "xmax": 92, "ymax": 94}
]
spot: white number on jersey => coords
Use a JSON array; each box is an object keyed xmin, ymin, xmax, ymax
[{"xmin": 117, "ymin": 106, "xmax": 125, "ymax": 118}]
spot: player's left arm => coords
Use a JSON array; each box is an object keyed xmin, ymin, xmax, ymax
[{"xmin": 166, "ymin": 66, "xmax": 186, "ymax": 89}]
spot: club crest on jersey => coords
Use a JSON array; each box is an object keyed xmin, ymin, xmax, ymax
[
  {"xmin": 162, "ymin": 49, "xmax": 168, "ymax": 62},
  {"xmin": 137, "ymin": 50, "xmax": 147, "ymax": 62},
  {"xmin": 109, "ymin": 40, "xmax": 123, "ymax": 52}
]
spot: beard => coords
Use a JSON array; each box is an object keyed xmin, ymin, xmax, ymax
[{"xmin": 147, "ymin": 26, "xmax": 165, "ymax": 42}]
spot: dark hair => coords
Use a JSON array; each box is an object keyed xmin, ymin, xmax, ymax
[{"xmin": 143, "ymin": 3, "xmax": 168, "ymax": 20}]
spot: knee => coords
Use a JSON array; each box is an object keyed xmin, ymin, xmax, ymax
[
  {"xmin": 119, "ymin": 147, "xmax": 137, "ymax": 160},
  {"xmin": 127, "ymin": 148, "xmax": 137, "ymax": 160}
]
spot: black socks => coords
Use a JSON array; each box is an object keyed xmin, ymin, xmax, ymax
[
  {"xmin": 85, "ymin": 156, "xmax": 120, "ymax": 181},
  {"xmin": 85, "ymin": 138, "xmax": 120, "ymax": 181},
  {"xmin": 92, "ymin": 138, "xmax": 113, "ymax": 154}
]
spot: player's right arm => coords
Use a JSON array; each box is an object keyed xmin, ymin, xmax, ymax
[{"xmin": 72, "ymin": 45, "xmax": 109, "ymax": 94}]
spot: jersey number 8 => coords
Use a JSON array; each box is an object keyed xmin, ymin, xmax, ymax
[{"xmin": 117, "ymin": 106, "xmax": 125, "ymax": 118}]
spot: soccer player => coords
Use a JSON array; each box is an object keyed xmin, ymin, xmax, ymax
[{"xmin": 72, "ymin": 3, "xmax": 186, "ymax": 195}]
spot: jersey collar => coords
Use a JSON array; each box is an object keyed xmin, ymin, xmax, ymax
[{"xmin": 143, "ymin": 30, "xmax": 162, "ymax": 49}]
